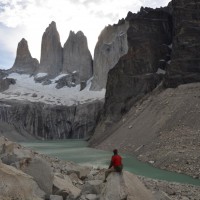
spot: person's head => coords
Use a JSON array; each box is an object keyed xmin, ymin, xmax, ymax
[{"xmin": 113, "ymin": 149, "xmax": 118, "ymax": 155}]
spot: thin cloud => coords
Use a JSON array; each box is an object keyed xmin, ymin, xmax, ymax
[{"xmin": 0, "ymin": 0, "xmax": 171, "ymax": 69}]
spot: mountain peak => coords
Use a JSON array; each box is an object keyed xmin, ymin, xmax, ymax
[{"xmin": 11, "ymin": 38, "xmax": 39, "ymax": 74}]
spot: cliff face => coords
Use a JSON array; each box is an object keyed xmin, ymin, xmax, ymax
[
  {"xmin": 39, "ymin": 21, "xmax": 63, "ymax": 75},
  {"xmin": 11, "ymin": 38, "xmax": 39, "ymax": 74},
  {"xmin": 104, "ymin": 7, "xmax": 172, "ymax": 121},
  {"xmin": 63, "ymin": 31, "xmax": 93, "ymax": 83},
  {"xmin": 164, "ymin": 0, "xmax": 200, "ymax": 87},
  {"xmin": 91, "ymin": 21, "xmax": 129, "ymax": 90},
  {"xmin": 0, "ymin": 100, "xmax": 103, "ymax": 139}
]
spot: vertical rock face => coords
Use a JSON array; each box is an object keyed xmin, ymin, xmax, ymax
[
  {"xmin": 90, "ymin": 21, "xmax": 129, "ymax": 90},
  {"xmin": 0, "ymin": 100, "xmax": 103, "ymax": 139},
  {"xmin": 11, "ymin": 38, "xmax": 39, "ymax": 74},
  {"xmin": 164, "ymin": 0, "xmax": 200, "ymax": 87},
  {"xmin": 104, "ymin": 7, "xmax": 172, "ymax": 121},
  {"xmin": 63, "ymin": 31, "xmax": 93, "ymax": 83},
  {"xmin": 39, "ymin": 21, "xmax": 62, "ymax": 75}
]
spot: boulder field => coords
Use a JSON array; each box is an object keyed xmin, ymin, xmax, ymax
[{"xmin": 0, "ymin": 137, "xmax": 200, "ymax": 200}]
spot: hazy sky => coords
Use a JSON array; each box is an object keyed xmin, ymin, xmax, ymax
[{"xmin": 0, "ymin": 0, "xmax": 170, "ymax": 69}]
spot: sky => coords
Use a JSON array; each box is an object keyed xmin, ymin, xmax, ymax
[{"xmin": 0, "ymin": 0, "xmax": 171, "ymax": 69}]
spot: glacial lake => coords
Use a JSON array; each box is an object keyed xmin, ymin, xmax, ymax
[{"xmin": 20, "ymin": 140, "xmax": 200, "ymax": 186}]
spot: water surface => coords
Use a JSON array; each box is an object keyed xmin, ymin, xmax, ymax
[{"xmin": 21, "ymin": 140, "xmax": 200, "ymax": 186}]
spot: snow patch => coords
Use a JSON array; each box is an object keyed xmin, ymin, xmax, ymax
[
  {"xmin": 0, "ymin": 73, "xmax": 105, "ymax": 106},
  {"xmin": 52, "ymin": 74, "xmax": 69, "ymax": 82},
  {"xmin": 156, "ymin": 68, "xmax": 166, "ymax": 75},
  {"xmin": 168, "ymin": 44, "xmax": 172, "ymax": 49},
  {"xmin": 35, "ymin": 73, "xmax": 48, "ymax": 78},
  {"xmin": 0, "ymin": 104, "xmax": 11, "ymax": 107},
  {"xmin": 167, "ymin": 60, "xmax": 171, "ymax": 64}
]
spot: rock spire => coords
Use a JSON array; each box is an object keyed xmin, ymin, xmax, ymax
[
  {"xmin": 12, "ymin": 38, "xmax": 39, "ymax": 74},
  {"xmin": 63, "ymin": 31, "xmax": 93, "ymax": 83},
  {"xmin": 39, "ymin": 21, "xmax": 62, "ymax": 75}
]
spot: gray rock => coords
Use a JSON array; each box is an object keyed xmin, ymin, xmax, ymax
[
  {"xmin": 85, "ymin": 194, "xmax": 98, "ymax": 200},
  {"xmin": 80, "ymin": 81, "xmax": 87, "ymax": 91},
  {"xmin": 50, "ymin": 195, "xmax": 63, "ymax": 200},
  {"xmin": 100, "ymin": 171, "xmax": 154, "ymax": 200},
  {"xmin": 11, "ymin": 38, "xmax": 39, "ymax": 74},
  {"xmin": 39, "ymin": 21, "xmax": 62, "ymax": 75},
  {"xmin": 0, "ymin": 162, "xmax": 45, "ymax": 200},
  {"xmin": 21, "ymin": 156, "xmax": 53, "ymax": 195},
  {"xmin": 90, "ymin": 21, "xmax": 129, "ymax": 90},
  {"xmin": 53, "ymin": 174, "xmax": 81, "ymax": 199},
  {"xmin": 55, "ymin": 75, "xmax": 73, "ymax": 89},
  {"xmin": 0, "ymin": 78, "xmax": 16, "ymax": 92},
  {"xmin": 82, "ymin": 180, "xmax": 103, "ymax": 195},
  {"xmin": 62, "ymin": 31, "xmax": 93, "ymax": 83}
]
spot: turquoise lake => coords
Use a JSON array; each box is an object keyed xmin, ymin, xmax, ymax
[{"xmin": 20, "ymin": 140, "xmax": 200, "ymax": 186}]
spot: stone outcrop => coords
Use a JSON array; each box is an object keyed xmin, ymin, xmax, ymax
[
  {"xmin": 0, "ymin": 78, "xmax": 15, "ymax": 92},
  {"xmin": 0, "ymin": 99, "xmax": 103, "ymax": 139},
  {"xmin": 164, "ymin": 0, "xmax": 200, "ymax": 87},
  {"xmin": 63, "ymin": 31, "xmax": 93, "ymax": 83},
  {"xmin": 91, "ymin": 21, "xmax": 129, "ymax": 90},
  {"xmin": 100, "ymin": 171, "xmax": 154, "ymax": 200},
  {"xmin": 11, "ymin": 38, "xmax": 39, "ymax": 74},
  {"xmin": 39, "ymin": 21, "xmax": 63, "ymax": 75}
]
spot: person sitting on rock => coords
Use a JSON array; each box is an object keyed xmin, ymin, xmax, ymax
[{"xmin": 104, "ymin": 149, "xmax": 123, "ymax": 182}]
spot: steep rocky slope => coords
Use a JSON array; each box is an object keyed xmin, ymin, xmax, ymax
[{"xmin": 91, "ymin": 83, "xmax": 200, "ymax": 179}]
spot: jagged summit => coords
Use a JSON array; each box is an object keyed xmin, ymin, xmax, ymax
[
  {"xmin": 39, "ymin": 21, "xmax": 63, "ymax": 75},
  {"xmin": 11, "ymin": 38, "xmax": 39, "ymax": 74},
  {"xmin": 10, "ymin": 21, "xmax": 93, "ymax": 87},
  {"xmin": 62, "ymin": 30, "xmax": 93, "ymax": 83}
]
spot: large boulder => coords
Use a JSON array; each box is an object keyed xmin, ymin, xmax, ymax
[
  {"xmin": 11, "ymin": 38, "xmax": 39, "ymax": 74},
  {"xmin": 0, "ymin": 162, "xmax": 45, "ymax": 200},
  {"xmin": 0, "ymin": 137, "xmax": 53, "ymax": 195},
  {"xmin": 100, "ymin": 171, "xmax": 154, "ymax": 200},
  {"xmin": 20, "ymin": 156, "xmax": 53, "ymax": 195},
  {"xmin": 62, "ymin": 31, "xmax": 93, "ymax": 83},
  {"xmin": 53, "ymin": 173, "xmax": 81, "ymax": 199},
  {"xmin": 39, "ymin": 21, "xmax": 63, "ymax": 75}
]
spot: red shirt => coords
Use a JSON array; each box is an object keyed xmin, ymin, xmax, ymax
[{"xmin": 111, "ymin": 155, "xmax": 122, "ymax": 167}]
